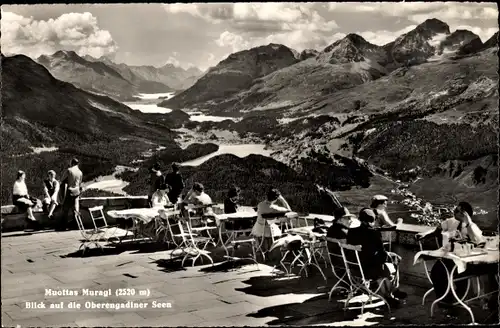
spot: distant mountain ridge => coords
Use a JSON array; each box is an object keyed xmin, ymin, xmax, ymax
[
  {"xmin": 37, "ymin": 51, "xmax": 173, "ymax": 100},
  {"xmin": 83, "ymin": 55, "xmax": 203, "ymax": 91},
  {"xmin": 36, "ymin": 51, "xmax": 203, "ymax": 101}
]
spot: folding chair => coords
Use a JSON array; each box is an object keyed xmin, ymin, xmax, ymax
[
  {"xmin": 169, "ymin": 209, "xmax": 215, "ymax": 267},
  {"xmin": 75, "ymin": 211, "xmax": 106, "ymax": 255},
  {"xmin": 280, "ymin": 233, "xmax": 328, "ymax": 281},
  {"xmin": 220, "ymin": 216, "xmax": 258, "ymax": 266},
  {"xmin": 254, "ymin": 214, "xmax": 285, "ymax": 262},
  {"xmin": 88, "ymin": 206, "xmax": 121, "ymax": 244},
  {"xmin": 160, "ymin": 210, "xmax": 191, "ymax": 251},
  {"xmin": 155, "ymin": 208, "xmax": 178, "ymax": 244},
  {"xmin": 185, "ymin": 205, "xmax": 218, "ymax": 245},
  {"xmin": 227, "ymin": 234, "xmax": 259, "ymax": 268},
  {"xmin": 326, "ymin": 237, "xmax": 351, "ymax": 300},
  {"xmin": 339, "ymin": 243, "xmax": 392, "ymax": 314}
]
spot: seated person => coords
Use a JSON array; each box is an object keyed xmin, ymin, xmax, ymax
[
  {"xmin": 347, "ymin": 208, "xmax": 407, "ymax": 305},
  {"xmin": 420, "ymin": 202, "xmax": 492, "ymax": 307},
  {"xmin": 180, "ymin": 182, "xmax": 213, "ymax": 218},
  {"xmin": 371, "ymin": 194, "xmax": 398, "ymax": 246},
  {"xmin": 151, "ymin": 187, "xmax": 172, "ymax": 208},
  {"xmin": 327, "ymin": 207, "xmax": 359, "ymax": 266},
  {"xmin": 370, "ymin": 195, "xmax": 396, "ymax": 227},
  {"xmin": 43, "ymin": 170, "xmax": 60, "ymax": 218},
  {"xmin": 251, "ymin": 188, "xmax": 292, "ymax": 253},
  {"xmin": 12, "ymin": 170, "xmax": 37, "ymax": 222},
  {"xmin": 224, "ymin": 186, "xmax": 252, "ymax": 231},
  {"xmin": 224, "ymin": 186, "xmax": 240, "ymax": 214}
]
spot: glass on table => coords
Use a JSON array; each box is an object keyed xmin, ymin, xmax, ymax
[{"xmin": 485, "ymin": 236, "xmax": 499, "ymax": 250}]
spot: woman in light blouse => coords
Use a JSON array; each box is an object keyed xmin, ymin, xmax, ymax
[
  {"xmin": 12, "ymin": 170, "xmax": 37, "ymax": 221},
  {"xmin": 251, "ymin": 188, "xmax": 292, "ymax": 252}
]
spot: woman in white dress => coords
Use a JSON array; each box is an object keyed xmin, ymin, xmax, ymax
[
  {"xmin": 251, "ymin": 188, "xmax": 292, "ymax": 252},
  {"xmin": 151, "ymin": 188, "xmax": 172, "ymax": 208},
  {"xmin": 12, "ymin": 170, "xmax": 37, "ymax": 221}
]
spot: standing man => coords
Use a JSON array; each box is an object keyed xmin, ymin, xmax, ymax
[
  {"xmin": 58, "ymin": 158, "xmax": 83, "ymax": 231},
  {"xmin": 165, "ymin": 163, "xmax": 185, "ymax": 205}
]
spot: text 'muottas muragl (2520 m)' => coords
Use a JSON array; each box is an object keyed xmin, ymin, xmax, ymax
[{"xmin": 24, "ymin": 288, "xmax": 172, "ymax": 310}]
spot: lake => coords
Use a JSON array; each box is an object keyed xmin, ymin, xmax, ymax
[
  {"xmin": 125, "ymin": 92, "xmax": 238, "ymax": 122},
  {"xmin": 180, "ymin": 144, "xmax": 273, "ymax": 166}
]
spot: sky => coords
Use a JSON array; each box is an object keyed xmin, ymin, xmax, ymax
[{"xmin": 1, "ymin": 3, "xmax": 498, "ymax": 70}]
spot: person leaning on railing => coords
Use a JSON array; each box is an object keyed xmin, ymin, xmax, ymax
[
  {"xmin": 347, "ymin": 208, "xmax": 407, "ymax": 307},
  {"xmin": 416, "ymin": 202, "xmax": 497, "ymax": 309}
]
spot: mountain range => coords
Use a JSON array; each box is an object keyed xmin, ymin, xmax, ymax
[
  {"xmin": 160, "ymin": 19, "xmax": 497, "ymax": 114},
  {"xmin": 36, "ymin": 51, "xmax": 203, "ymax": 101}
]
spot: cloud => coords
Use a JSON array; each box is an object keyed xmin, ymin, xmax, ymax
[
  {"xmin": 165, "ymin": 3, "xmax": 337, "ymax": 38},
  {"xmin": 164, "ymin": 55, "xmax": 195, "ymax": 70},
  {"xmin": 215, "ymin": 28, "xmax": 335, "ymax": 54},
  {"xmin": 1, "ymin": 10, "xmax": 117, "ymax": 58},
  {"xmin": 174, "ymin": 4, "xmax": 335, "ymax": 54},
  {"xmin": 328, "ymin": 3, "xmax": 498, "ymax": 24}
]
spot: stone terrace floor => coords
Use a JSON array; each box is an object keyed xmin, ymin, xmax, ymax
[{"xmin": 1, "ymin": 229, "xmax": 498, "ymax": 327}]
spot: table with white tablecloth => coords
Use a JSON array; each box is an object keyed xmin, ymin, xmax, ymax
[
  {"xmin": 413, "ymin": 238, "xmax": 499, "ymax": 324},
  {"xmin": 107, "ymin": 207, "xmax": 179, "ymax": 241}
]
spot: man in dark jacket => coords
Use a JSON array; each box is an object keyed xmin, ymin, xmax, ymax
[
  {"xmin": 165, "ymin": 163, "xmax": 185, "ymax": 204},
  {"xmin": 347, "ymin": 208, "xmax": 407, "ymax": 306}
]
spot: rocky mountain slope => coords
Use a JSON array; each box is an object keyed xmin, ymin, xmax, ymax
[
  {"xmin": 2, "ymin": 54, "xmax": 175, "ymax": 155},
  {"xmin": 159, "ymin": 43, "xmax": 300, "ymax": 111}
]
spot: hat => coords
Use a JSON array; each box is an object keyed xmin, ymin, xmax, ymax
[
  {"xmin": 358, "ymin": 208, "xmax": 377, "ymax": 223},
  {"xmin": 372, "ymin": 195, "xmax": 388, "ymax": 201},
  {"xmin": 333, "ymin": 207, "xmax": 356, "ymax": 220}
]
